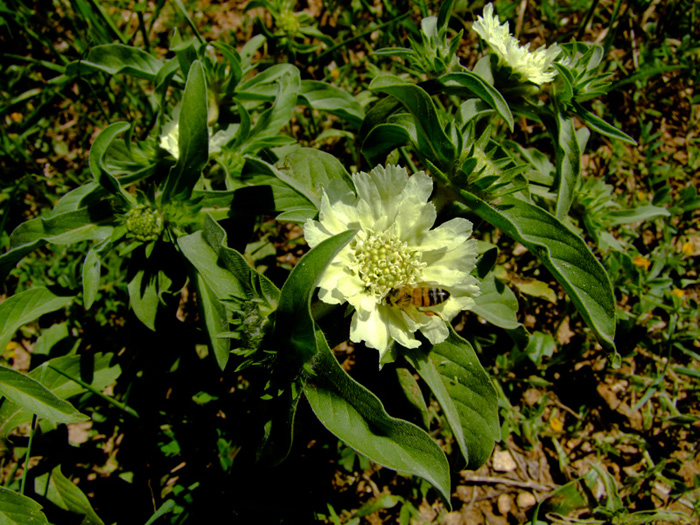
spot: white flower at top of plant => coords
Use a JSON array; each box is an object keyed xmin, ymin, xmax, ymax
[
  {"xmin": 472, "ymin": 3, "xmax": 561, "ymax": 86},
  {"xmin": 303, "ymin": 165, "xmax": 480, "ymax": 361}
]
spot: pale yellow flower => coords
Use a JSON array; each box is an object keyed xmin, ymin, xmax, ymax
[
  {"xmin": 473, "ymin": 3, "xmax": 561, "ymax": 86},
  {"xmin": 304, "ymin": 165, "xmax": 480, "ymax": 361}
]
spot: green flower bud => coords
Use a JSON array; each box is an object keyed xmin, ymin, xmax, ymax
[
  {"xmin": 278, "ymin": 10, "xmax": 301, "ymax": 35},
  {"xmin": 125, "ymin": 206, "xmax": 164, "ymax": 241}
]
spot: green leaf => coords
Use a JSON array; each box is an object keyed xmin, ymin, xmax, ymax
[
  {"xmin": 0, "ymin": 205, "xmax": 113, "ymax": 281},
  {"xmin": 178, "ymin": 216, "xmax": 280, "ymax": 305},
  {"xmin": 298, "ymin": 80, "xmax": 364, "ymax": 128},
  {"xmin": 572, "ymin": 102, "xmax": 636, "ymax": 145},
  {"xmin": 274, "ymin": 230, "xmax": 356, "ymax": 366},
  {"xmin": 304, "ymin": 330, "xmax": 452, "ymax": 504},
  {"xmin": 369, "ymin": 75, "xmax": 456, "ymax": 169},
  {"xmin": 361, "ymin": 123, "xmax": 413, "ymax": 166},
  {"xmin": 455, "ymin": 190, "xmax": 617, "ymax": 355},
  {"xmin": 243, "ymin": 65, "xmax": 300, "ymax": 148},
  {"xmin": 554, "ymin": 112, "xmax": 581, "ymax": 219},
  {"xmin": 0, "ymin": 366, "xmax": 87, "ymax": 425},
  {"xmin": 82, "ymin": 247, "xmax": 101, "ymax": 309},
  {"xmin": 237, "ymin": 158, "xmax": 317, "ymax": 216},
  {"xmin": 0, "ymin": 487, "xmax": 48, "ymax": 525},
  {"xmin": 257, "ymin": 231, "xmax": 354, "ymax": 465},
  {"xmin": 404, "ymin": 330, "xmax": 500, "ymax": 470},
  {"xmin": 88, "ymin": 122, "xmax": 136, "ymax": 206},
  {"xmin": 161, "ymin": 60, "xmax": 209, "ymax": 202},
  {"xmin": 49, "ymin": 182, "xmax": 104, "ymax": 215},
  {"xmin": 8, "ymin": 206, "xmax": 113, "ymax": 249},
  {"xmin": 512, "ymin": 277, "xmax": 558, "ymax": 303},
  {"xmin": 256, "ymin": 377, "xmax": 304, "ymax": 467},
  {"xmin": 34, "ymin": 466, "xmax": 104, "ymax": 525},
  {"xmin": 274, "ymin": 207, "xmax": 318, "ymax": 224},
  {"xmin": 0, "ymin": 288, "xmax": 73, "ymax": 352},
  {"xmin": 178, "ymin": 217, "xmax": 280, "ymax": 369},
  {"xmin": 607, "ymin": 205, "xmax": 671, "ymax": 225},
  {"xmin": 32, "ymin": 323, "xmax": 71, "ymax": 356},
  {"xmin": 195, "ymin": 273, "xmax": 231, "ymax": 370},
  {"xmin": 0, "ymin": 353, "xmax": 121, "ymax": 439},
  {"xmin": 436, "ymin": 0, "xmax": 455, "ymax": 33},
  {"xmin": 274, "ymin": 147, "xmax": 353, "ymax": 209},
  {"xmin": 396, "ymin": 367, "xmax": 431, "ymax": 429},
  {"xmin": 127, "ymin": 267, "xmax": 160, "ymax": 331},
  {"xmin": 143, "ymin": 500, "xmax": 176, "ymax": 525},
  {"xmin": 65, "ymin": 44, "xmax": 162, "ymax": 81},
  {"xmin": 470, "ymin": 272, "xmax": 521, "ymax": 330},
  {"xmin": 522, "ymin": 331, "xmax": 555, "ymax": 366},
  {"xmin": 359, "ymin": 96, "xmax": 402, "ymax": 151},
  {"xmin": 440, "ymin": 71, "xmax": 514, "ymax": 130}
]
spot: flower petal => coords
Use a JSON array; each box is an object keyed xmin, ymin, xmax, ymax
[
  {"xmin": 353, "ymin": 165, "xmax": 408, "ymax": 230},
  {"xmin": 350, "ymin": 306, "xmax": 391, "ymax": 354},
  {"xmin": 422, "ymin": 239, "xmax": 479, "ymax": 286},
  {"xmin": 303, "ymin": 218, "xmax": 334, "ymax": 248},
  {"xmin": 419, "ymin": 315, "xmax": 450, "ymax": 345}
]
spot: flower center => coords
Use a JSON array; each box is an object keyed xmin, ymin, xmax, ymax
[{"xmin": 351, "ymin": 231, "xmax": 425, "ymax": 299}]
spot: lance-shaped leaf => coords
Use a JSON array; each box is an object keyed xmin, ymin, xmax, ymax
[
  {"xmin": 0, "ymin": 353, "xmax": 121, "ymax": 439},
  {"xmin": 274, "ymin": 230, "xmax": 356, "ymax": 366},
  {"xmin": 0, "ymin": 205, "xmax": 113, "ymax": 281},
  {"xmin": 440, "ymin": 71, "xmax": 514, "ymax": 130},
  {"xmin": 161, "ymin": 60, "xmax": 209, "ymax": 202},
  {"xmin": 35, "ymin": 466, "xmax": 104, "ymax": 525},
  {"xmin": 554, "ymin": 112, "xmax": 581, "ymax": 219},
  {"xmin": 178, "ymin": 216, "xmax": 280, "ymax": 369},
  {"xmin": 396, "ymin": 367, "xmax": 431, "ymax": 429},
  {"xmin": 571, "ymin": 102, "xmax": 637, "ymax": 144},
  {"xmin": 178, "ymin": 215, "xmax": 280, "ymax": 305},
  {"xmin": 0, "ymin": 487, "xmax": 48, "ymax": 525},
  {"xmin": 456, "ymin": 190, "xmax": 617, "ymax": 356},
  {"xmin": 258, "ymin": 230, "xmax": 354, "ymax": 465},
  {"xmin": 195, "ymin": 273, "xmax": 230, "ymax": 370},
  {"xmin": 298, "ymin": 80, "xmax": 364, "ymax": 128},
  {"xmin": 361, "ymin": 123, "xmax": 414, "ymax": 166},
  {"xmin": 369, "ymin": 75, "xmax": 456, "ymax": 169},
  {"xmin": 404, "ymin": 329, "xmax": 500, "ymax": 470},
  {"xmin": 88, "ymin": 122, "xmax": 137, "ymax": 206},
  {"xmin": 274, "ymin": 147, "xmax": 353, "ymax": 209},
  {"xmin": 0, "ymin": 288, "xmax": 73, "ymax": 352},
  {"xmin": 304, "ymin": 330, "xmax": 452, "ymax": 505},
  {"xmin": 470, "ymin": 272, "xmax": 521, "ymax": 330},
  {"xmin": 82, "ymin": 246, "xmax": 101, "ymax": 309},
  {"xmin": 0, "ymin": 366, "xmax": 87, "ymax": 425},
  {"xmin": 607, "ymin": 205, "xmax": 671, "ymax": 225},
  {"xmin": 65, "ymin": 43, "xmax": 163, "ymax": 81},
  {"xmin": 238, "ymin": 65, "xmax": 300, "ymax": 150},
  {"xmin": 127, "ymin": 267, "xmax": 161, "ymax": 331}
]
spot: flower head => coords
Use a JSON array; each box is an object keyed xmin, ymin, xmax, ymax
[
  {"xmin": 303, "ymin": 165, "xmax": 480, "ymax": 362},
  {"xmin": 473, "ymin": 3, "xmax": 561, "ymax": 86},
  {"xmin": 125, "ymin": 206, "xmax": 163, "ymax": 241}
]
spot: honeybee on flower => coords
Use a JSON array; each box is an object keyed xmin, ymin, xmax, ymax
[{"xmin": 303, "ymin": 165, "xmax": 480, "ymax": 363}]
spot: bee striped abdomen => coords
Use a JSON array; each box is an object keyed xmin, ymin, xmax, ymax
[
  {"xmin": 385, "ymin": 285, "xmax": 450, "ymax": 309},
  {"xmin": 415, "ymin": 287, "xmax": 450, "ymax": 307}
]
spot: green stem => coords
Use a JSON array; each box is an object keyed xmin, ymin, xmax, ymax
[
  {"xmin": 317, "ymin": 13, "xmax": 411, "ymax": 61},
  {"xmin": 48, "ymin": 364, "xmax": 140, "ymax": 419},
  {"xmin": 19, "ymin": 414, "xmax": 37, "ymax": 495}
]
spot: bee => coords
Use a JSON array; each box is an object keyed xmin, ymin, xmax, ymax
[{"xmin": 384, "ymin": 285, "xmax": 451, "ymax": 312}]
